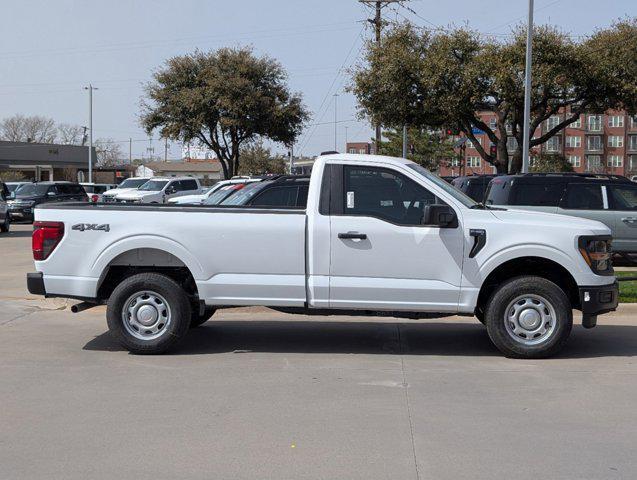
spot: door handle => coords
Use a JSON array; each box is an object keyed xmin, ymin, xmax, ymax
[
  {"xmin": 338, "ymin": 232, "xmax": 367, "ymax": 240},
  {"xmin": 622, "ymin": 217, "xmax": 637, "ymax": 225}
]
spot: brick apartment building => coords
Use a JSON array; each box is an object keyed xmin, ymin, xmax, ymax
[{"xmin": 439, "ymin": 110, "xmax": 637, "ymax": 178}]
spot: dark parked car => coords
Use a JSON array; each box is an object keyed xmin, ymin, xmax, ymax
[
  {"xmin": 451, "ymin": 175, "xmax": 497, "ymax": 202},
  {"xmin": 220, "ymin": 176, "xmax": 310, "ymax": 208},
  {"xmin": 0, "ymin": 182, "xmax": 10, "ymax": 233},
  {"xmin": 7, "ymin": 181, "xmax": 87, "ymax": 222},
  {"xmin": 484, "ymin": 173, "xmax": 637, "ymax": 253}
]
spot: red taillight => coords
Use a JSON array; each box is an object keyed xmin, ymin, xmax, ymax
[
  {"xmin": 32, "ymin": 221, "xmax": 64, "ymax": 261},
  {"xmin": 91, "ymin": 194, "xmax": 99, "ymax": 203}
]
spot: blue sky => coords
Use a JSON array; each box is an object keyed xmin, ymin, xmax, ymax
[{"xmin": 1, "ymin": 0, "xmax": 633, "ymax": 159}]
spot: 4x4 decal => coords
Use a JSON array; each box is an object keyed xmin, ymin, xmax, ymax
[{"xmin": 71, "ymin": 223, "xmax": 110, "ymax": 232}]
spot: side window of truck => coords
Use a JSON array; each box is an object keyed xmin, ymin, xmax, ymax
[
  {"xmin": 181, "ymin": 179, "xmax": 198, "ymax": 191},
  {"xmin": 343, "ymin": 166, "xmax": 440, "ymax": 226},
  {"xmin": 561, "ymin": 183, "xmax": 604, "ymax": 210}
]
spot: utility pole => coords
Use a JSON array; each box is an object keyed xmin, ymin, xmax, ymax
[
  {"xmin": 164, "ymin": 138, "xmax": 168, "ymax": 162},
  {"xmin": 289, "ymin": 143, "xmax": 295, "ymax": 174},
  {"xmin": 83, "ymin": 84, "xmax": 98, "ymax": 182},
  {"xmin": 521, "ymin": 0, "xmax": 534, "ymax": 173},
  {"xmin": 129, "ymin": 138, "xmax": 132, "ymax": 164},
  {"xmin": 333, "ymin": 93, "xmax": 339, "ymax": 151},
  {"xmin": 360, "ymin": 1, "xmax": 404, "ymax": 154}
]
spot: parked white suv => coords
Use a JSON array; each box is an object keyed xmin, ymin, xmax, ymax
[
  {"xmin": 116, "ymin": 177, "xmax": 202, "ymax": 204},
  {"xmin": 168, "ymin": 178, "xmax": 261, "ymax": 205}
]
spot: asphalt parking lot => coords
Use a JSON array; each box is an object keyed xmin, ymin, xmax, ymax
[{"xmin": 1, "ymin": 224, "xmax": 637, "ymax": 480}]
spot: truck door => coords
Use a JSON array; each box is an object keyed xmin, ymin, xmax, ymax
[{"xmin": 326, "ymin": 164, "xmax": 464, "ymax": 312}]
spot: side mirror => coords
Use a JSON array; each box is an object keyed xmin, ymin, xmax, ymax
[
  {"xmin": 47, "ymin": 191, "xmax": 56, "ymax": 197},
  {"xmin": 165, "ymin": 186, "xmax": 176, "ymax": 195},
  {"xmin": 422, "ymin": 204, "xmax": 457, "ymax": 228},
  {"xmin": 9, "ymin": 192, "xmax": 15, "ymax": 199}
]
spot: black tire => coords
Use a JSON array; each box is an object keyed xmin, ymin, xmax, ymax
[
  {"xmin": 485, "ymin": 276, "xmax": 572, "ymax": 359},
  {"xmin": 190, "ymin": 306, "xmax": 216, "ymax": 328},
  {"xmin": 475, "ymin": 307, "xmax": 486, "ymax": 325},
  {"xmin": 0, "ymin": 215, "xmax": 9, "ymax": 233},
  {"xmin": 106, "ymin": 273, "xmax": 192, "ymax": 354}
]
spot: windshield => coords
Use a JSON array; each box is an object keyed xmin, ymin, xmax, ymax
[
  {"xmin": 407, "ymin": 163, "xmax": 477, "ymax": 208},
  {"xmin": 119, "ymin": 178, "xmax": 149, "ymax": 189},
  {"xmin": 7, "ymin": 183, "xmax": 25, "ymax": 193},
  {"xmin": 15, "ymin": 184, "xmax": 50, "ymax": 197},
  {"xmin": 221, "ymin": 182, "xmax": 268, "ymax": 205},
  {"xmin": 204, "ymin": 184, "xmax": 245, "ymax": 205},
  {"xmin": 138, "ymin": 180, "xmax": 168, "ymax": 191}
]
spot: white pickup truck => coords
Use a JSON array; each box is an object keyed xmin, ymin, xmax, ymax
[{"xmin": 27, "ymin": 154, "xmax": 618, "ymax": 358}]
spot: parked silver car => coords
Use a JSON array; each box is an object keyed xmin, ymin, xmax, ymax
[{"xmin": 485, "ymin": 173, "xmax": 637, "ymax": 253}]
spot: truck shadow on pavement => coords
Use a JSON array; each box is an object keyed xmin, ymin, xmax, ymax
[
  {"xmin": 83, "ymin": 321, "xmax": 637, "ymax": 358},
  {"xmin": 5, "ymin": 229, "xmax": 33, "ymax": 238}
]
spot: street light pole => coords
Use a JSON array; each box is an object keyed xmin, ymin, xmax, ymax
[
  {"xmin": 333, "ymin": 93, "xmax": 339, "ymax": 151},
  {"xmin": 521, "ymin": 0, "xmax": 534, "ymax": 173},
  {"xmin": 402, "ymin": 125, "xmax": 408, "ymax": 158},
  {"xmin": 84, "ymin": 84, "xmax": 97, "ymax": 183}
]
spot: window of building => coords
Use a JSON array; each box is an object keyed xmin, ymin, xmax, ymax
[
  {"xmin": 466, "ymin": 138, "xmax": 481, "ymax": 149},
  {"xmin": 608, "ymin": 155, "xmax": 623, "ymax": 168},
  {"xmin": 629, "ymin": 135, "xmax": 637, "ymax": 151},
  {"xmin": 608, "ymin": 136, "xmax": 624, "ymax": 148},
  {"xmin": 571, "ymin": 116, "xmax": 582, "ymax": 129},
  {"xmin": 505, "ymin": 122, "xmax": 513, "ymax": 134},
  {"xmin": 450, "ymin": 158, "xmax": 460, "ymax": 167},
  {"xmin": 631, "ymin": 116, "xmax": 637, "ymax": 129},
  {"xmin": 586, "ymin": 155, "xmax": 602, "ymax": 171},
  {"xmin": 343, "ymin": 166, "xmax": 440, "ymax": 226},
  {"xmin": 348, "ymin": 148, "xmax": 357, "ymax": 154},
  {"xmin": 565, "ymin": 136, "xmax": 581, "ymax": 148},
  {"xmin": 608, "ymin": 115, "xmax": 624, "ymax": 128},
  {"xmin": 489, "ymin": 118, "xmax": 497, "ymax": 130},
  {"xmin": 587, "ymin": 136, "xmax": 602, "ymax": 151},
  {"xmin": 546, "ymin": 136, "xmax": 561, "ymax": 152},
  {"xmin": 358, "ymin": 148, "xmax": 366, "ymax": 154},
  {"xmin": 561, "ymin": 184, "xmax": 604, "ymax": 210},
  {"xmin": 568, "ymin": 155, "xmax": 581, "ymax": 167},
  {"xmin": 506, "ymin": 136, "xmax": 518, "ymax": 151},
  {"xmin": 467, "ymin": 156, "xmax": 481, "ymax": 168},
  {"xmin": 630, "ymin": 154, "xmax": 637, "ymax": 171},
  {"xmin": 546, "ymin": 115, "xmax": 560, "ymax": 130},
  {"xmin": 587, "ymin": 115, "xmax": 603, "ymax": 132}
]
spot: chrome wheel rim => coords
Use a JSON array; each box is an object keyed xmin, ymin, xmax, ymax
[
  {"xmin": 122, "ymin": 291, "xmax": 171, "ymax": 340},
  {"xmin": 504, "ymin": 294, "xmax": 557, "ymax": 346}
]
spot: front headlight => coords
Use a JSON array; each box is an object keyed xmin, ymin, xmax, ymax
[{"xmin": 578, "ymin": 235, "xmax": 613, "ymax": 275}]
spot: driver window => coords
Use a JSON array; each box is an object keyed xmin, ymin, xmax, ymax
[{"xmin": 343, "ymin": 166, "xmax": 441, "ymax": 225}]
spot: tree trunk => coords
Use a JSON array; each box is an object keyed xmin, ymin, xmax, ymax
[
  {"xmin": 496, "ymin": 138, "xmax": 509, "ymax": 173},
  {"xmin": 510, "ymin": 149, "xmax": 523, "ymax": 174}
]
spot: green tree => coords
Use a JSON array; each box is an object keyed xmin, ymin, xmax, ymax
[
  {"xmin": 377, "ymin": 128, "xmax": 455, "ymax": 171},
  {"xmin": 238, "ymin": 141, "xmax": 287, "ymax": 175},
  {"xmin": 351, "ymin": 19, "xmax": 637, "ymax": 173},
  {"xmin": 141, "ymin": 47, "xmax": 309, "ymax": 179},
  {"xmin": 530, "ymin": 153, "xmax": 574, "ymax": 173}
]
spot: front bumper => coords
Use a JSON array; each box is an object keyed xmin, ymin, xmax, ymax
[
  {"xmin": 27, "ymin": 272, "xmax": 46, "ymax": 296},
  {"xmin": 8, "ymin": 205, "xmax": 34, "ymax": 220},
  {"xmin": 578, "ymin": 281, "xmax": 619, "ymax": 328}
]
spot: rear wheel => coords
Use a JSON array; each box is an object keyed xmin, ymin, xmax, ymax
[
  {"xmin": 485, "ymin": 276, "xmax": 572, "ymax": 359},
  {"xmin": 106, "ymin": 273, "xmax": 191, "ymax": 354},
  {"xmin": 190, "ymin": 306, "xmax": 216, "ymax": 328}
]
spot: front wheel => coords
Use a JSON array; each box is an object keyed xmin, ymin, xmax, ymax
[
  {"xmin": 190, "ymin": 306, "xmax": 216, "ymax": 328},
  {"xmin": 485, "ymin": 276, "xmax": 572, "ymax": 359},
  {"xmin": 0, "ymin": 215, "xmax": 9, "ymax": 233},
  {"xmin": 106, "ymin": 273, "xmax": 192, "ymax": 354}
]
